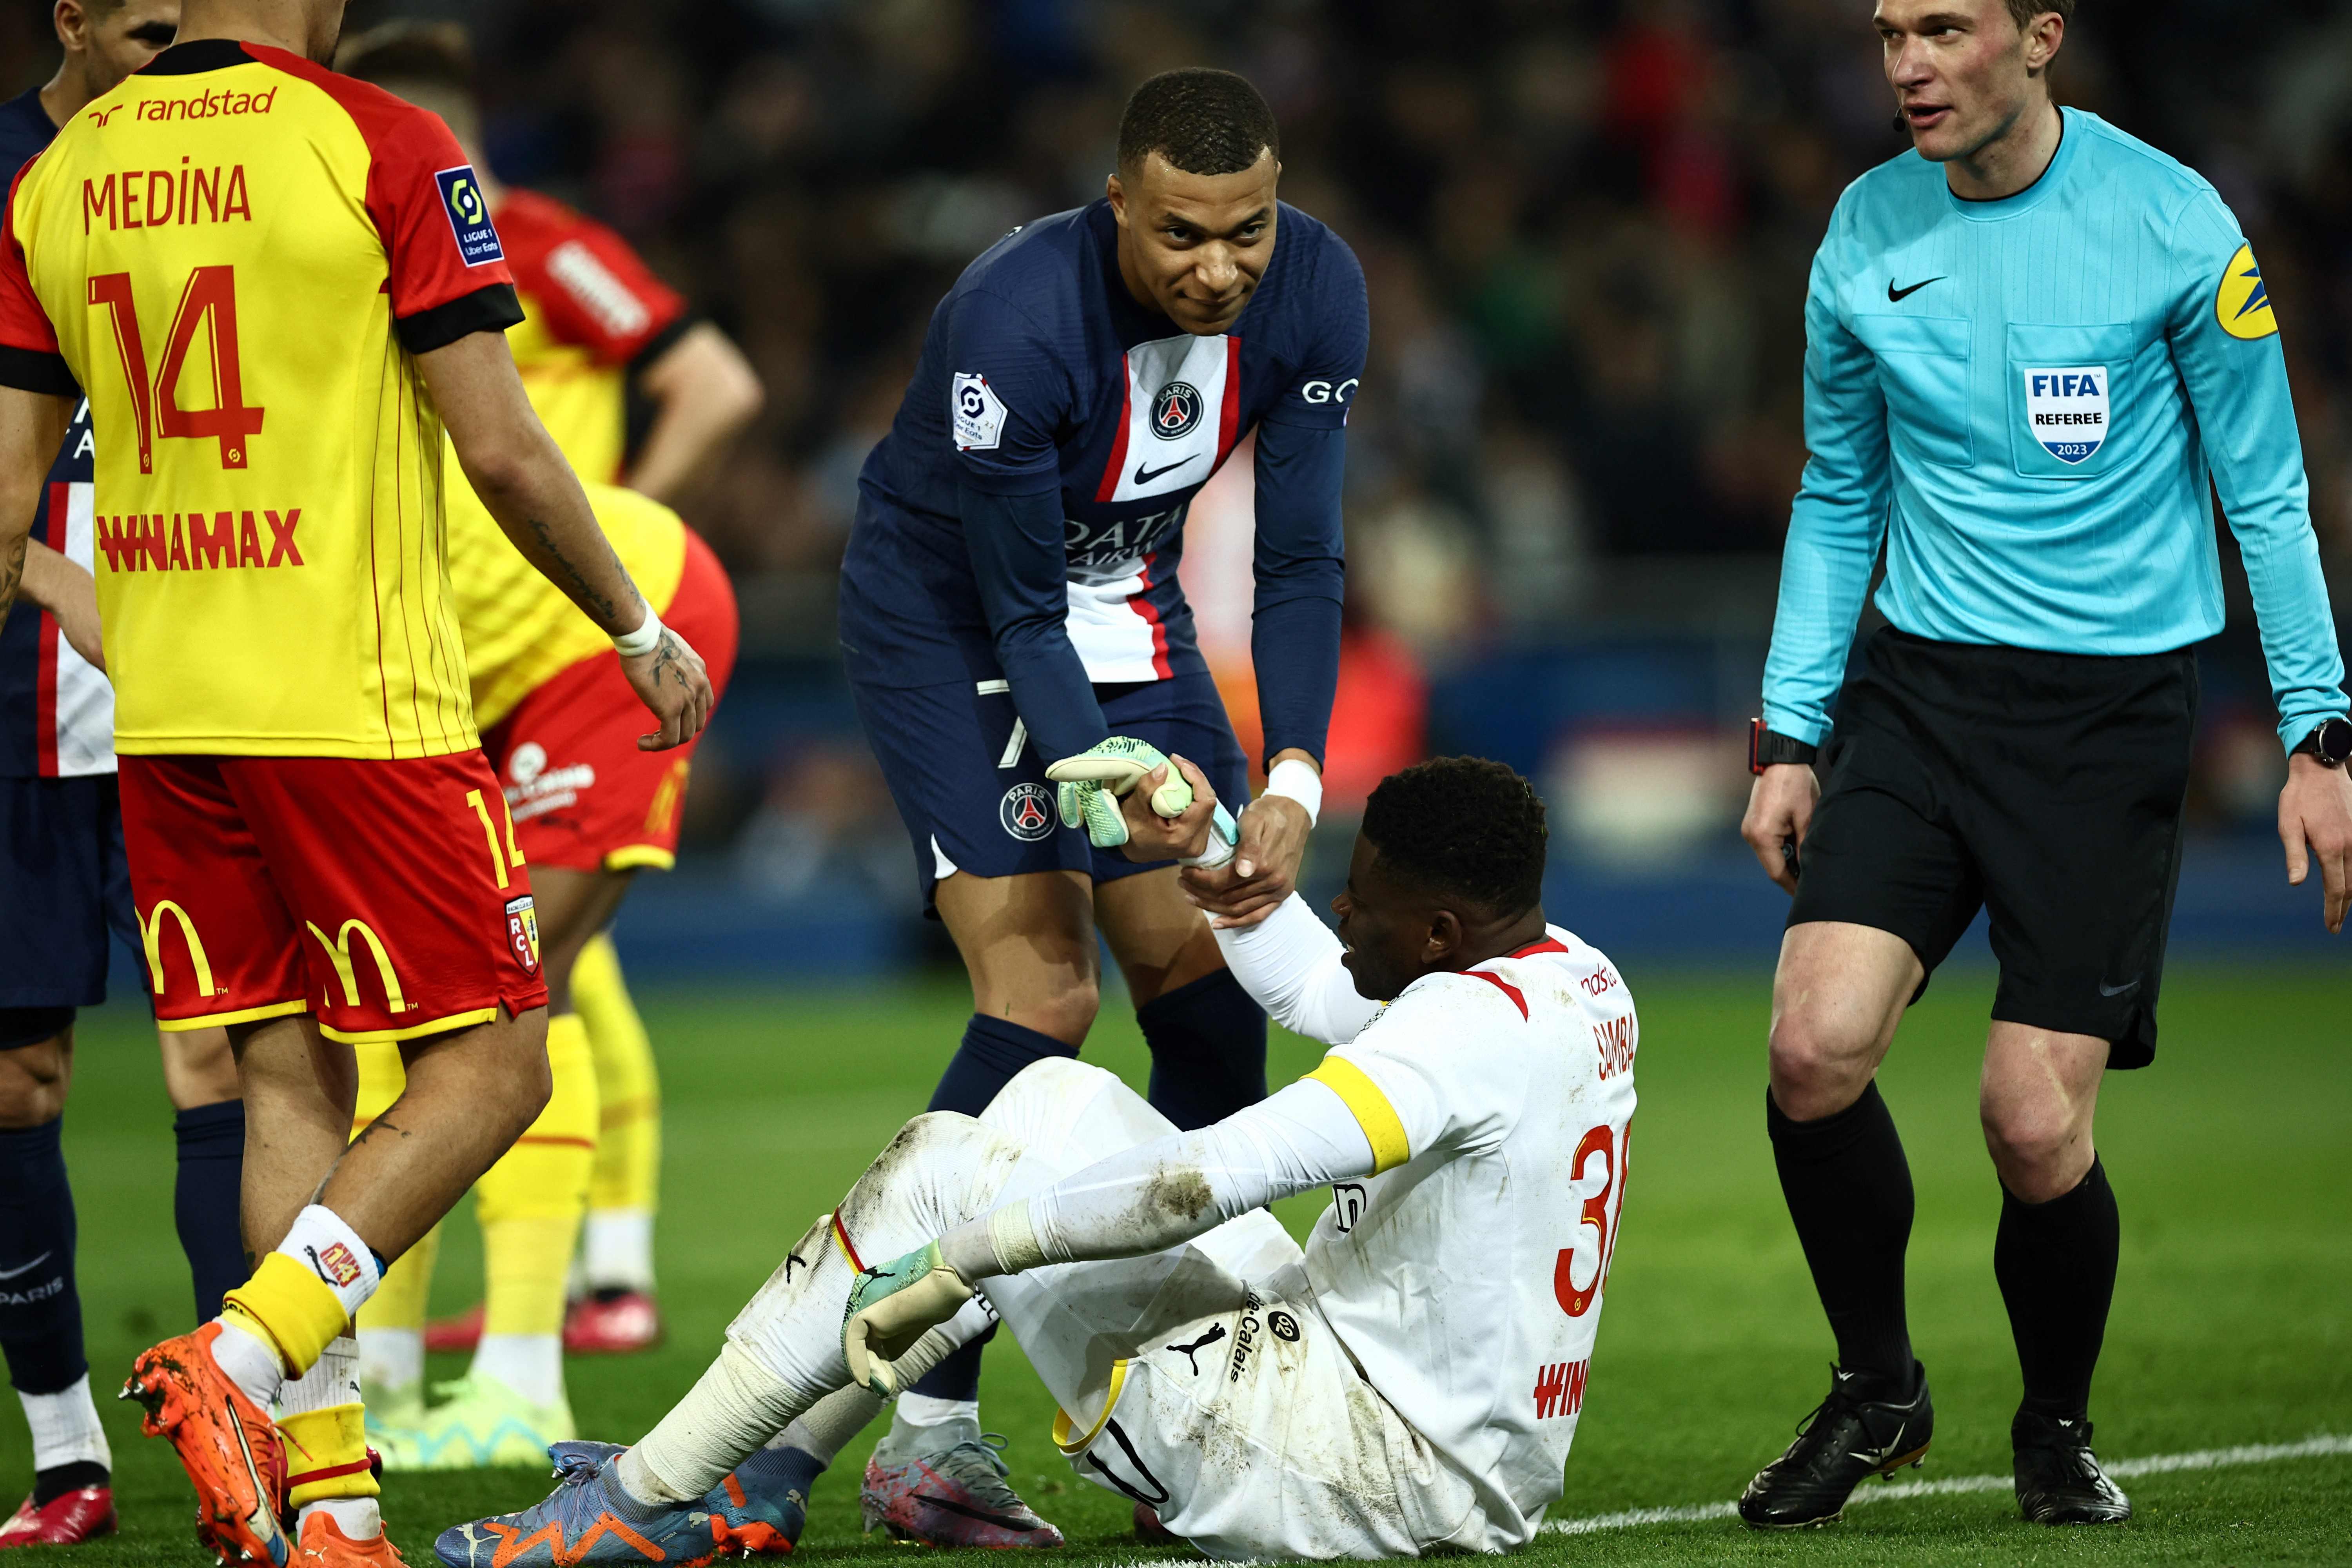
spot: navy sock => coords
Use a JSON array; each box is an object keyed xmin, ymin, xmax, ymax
[
  {"xmin": 0, "ymin": 1118, "xmax": 87, "ymax": 1396},
  {"xmin": 909, "ymin": 1016, "xmax": 1077, "ymax": 1404},
  {"xmin": 925, "ymin": 1015, "xmax": 1077, "ymax": 1117},
  {"xmin": 173, "ymin": 1101, "xmax": 246, "ymax": 1322},
  {"xmin": 1136, "ymin": 968, "xmax": 1267, "ymax": 1131}
]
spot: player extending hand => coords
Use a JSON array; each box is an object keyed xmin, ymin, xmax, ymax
[{"xmin": 826, "ymin": 67, "xmax": 1363, "ymax": 1532}]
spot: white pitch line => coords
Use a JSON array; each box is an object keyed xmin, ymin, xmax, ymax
[{"xmin": 1544, "ymin": 1432, "xmax": 2352, "ymax": 1536}]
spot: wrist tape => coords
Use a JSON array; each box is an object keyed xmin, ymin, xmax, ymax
[{"xmin": 613, "ymin": 610, "xmax": 665, "ymax": 658}]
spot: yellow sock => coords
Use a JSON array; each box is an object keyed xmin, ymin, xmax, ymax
[
  {"xmin": 358, "ymin": 1226, "xmax": 438, "ymax": 1335},
  {"xmin": 281, "ymin": 1403, "xmax": 377, "ymax": 1507},
  {"xmin": 575, "ymin": 933, "xmax": 662, "ymax": 1217},
  {"xmin": 222, "ymin": 1254, "xmax": 346, "ymax": 1377},
  {"xmin": 475, "ymin": 1011, "xmax": 596, "ymax": 1338}
]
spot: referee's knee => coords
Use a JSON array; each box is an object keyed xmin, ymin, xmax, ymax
[
  {"xmin": 1980, "ymin": 1100, "xmax": 2092, "ymax": 1202},
  {"xmin": 1766, "ymin": 1013, "xmax": 1876, "ymax": 1122}
]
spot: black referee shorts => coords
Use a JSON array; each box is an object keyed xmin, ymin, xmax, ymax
[{"xmin": 1788, "ymin": 627, "xmax": 2198, "ymax": 1069}]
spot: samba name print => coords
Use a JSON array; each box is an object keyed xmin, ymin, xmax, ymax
[
  {"xmin": 82, "ymin": 163, "xmax": 252, "ymax": 233},
  {"xmin": 95, "ymin": 509, "xmax": 304, "ymax": 573}
]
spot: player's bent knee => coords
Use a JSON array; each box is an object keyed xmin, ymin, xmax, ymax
[
  {"xmin": 0, "ymin": 1042, "xmax": 68, "ymax": 1128},
  {"xmin": 985, "ymin": 1055, "xmax": 1121, "ymax": 1131}
]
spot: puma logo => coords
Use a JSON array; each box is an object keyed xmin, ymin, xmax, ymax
[{"xmin": 1166, "ymin": 1323, "xmax": 1227, "ymax": 1376}]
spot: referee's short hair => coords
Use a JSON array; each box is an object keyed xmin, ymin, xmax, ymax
[
  {"xmin": 1117, "ymin": 69, "xmax": 1279, "ymax": 178},
  {"xmin": 1362, "ymin": 758, "xmax": 1548, "ymax": 920},
  {"xmin": 2007, "ymin": 0, "xmax": 2076, "ymax": 26}
]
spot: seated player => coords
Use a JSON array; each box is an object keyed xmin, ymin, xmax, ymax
[
  {"xmin": 354, "ymin": 475, "xmax": 737, "ymax": 1467},
  {"xmin": 436, "ymin": 755, "xmax": 1639, "ymax": 1564}
]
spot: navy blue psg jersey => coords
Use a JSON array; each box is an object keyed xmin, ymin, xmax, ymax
[
  {"xmin": 842, "ymin": 198, "xmax": 1367, "ymax": 688},
  {"xmin": 0, "ymin": 86, "xmax": 109, "ymax": 779}
]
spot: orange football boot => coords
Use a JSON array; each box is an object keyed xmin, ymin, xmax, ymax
[
  {"xmin": 294, "ymin": 1513, "xmax": 406, "ymax": 1568},
  {"xmin": 122, "ymin": 1323, "xmax": 290, "ymax": 1567}
]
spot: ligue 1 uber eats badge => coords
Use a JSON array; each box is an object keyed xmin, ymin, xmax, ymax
[
  {"xmin": 2023, "ymin": 365, "xmax": 2108, "ymax": 465},
  {"xmin": 506, "ymin": 895, "xmax": 541, "ymax": 975}
]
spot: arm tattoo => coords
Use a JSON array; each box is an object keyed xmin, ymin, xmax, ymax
[
  {"xmin": 524, "ymin": 517, "xmax": 622, "ymax": 627},
  {"xmin": 650, "ymin": 628, "xmax": 687, "ymax": 688}
]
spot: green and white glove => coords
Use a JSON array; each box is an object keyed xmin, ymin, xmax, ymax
[
  {"xmin": 1045, "ymin": 736, "xmax": 1237, "ymax": 862},
  {"xmin": 841, "ymin": 1239, "xmax": 972, "ymax": 1399}
]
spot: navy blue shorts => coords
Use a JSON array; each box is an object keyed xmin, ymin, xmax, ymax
[
  {"xmin": 0, "ymin": 773, "xmax": 142, "ymax": 1045},
  {"xmin": 853, "ymin": 670, "xmax": 1250, "ymax": 912}
]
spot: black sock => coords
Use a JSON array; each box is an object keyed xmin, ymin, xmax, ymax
[
  {"xmin": 173, "ymin": 1100, "xmax": 246, "ymax": 1323},
  {"xmin": 926, "ymin": 1015, "xmax": 1077, "ymax": 1117},
  {"xmin": 1995, "ymin": 1158, "xmax": 2117, "ymax": 1424},
  {"xmin": 0, "ymin": 1118, "xmax": 87, "ymax": 1397},
  {"xmin": 1136, "ymin": 968, "xmax": 1267, "ymax": 1131},
  {"xmin": 1767, "ymin": 1082, "xmax": 1915, "ymax": 1387},
  {"xmin": 32, "ymin": 1460, "xmax": 107, "ymax": 1507},
  {"xmin": 907, "ymin": 1016, "xmax": 1076, "ymax": 1406}
]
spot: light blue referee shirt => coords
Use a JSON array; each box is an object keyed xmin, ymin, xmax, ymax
[{"xmin": 1763, "ymin": 109, "xmax": 2349, "ymax": 750}]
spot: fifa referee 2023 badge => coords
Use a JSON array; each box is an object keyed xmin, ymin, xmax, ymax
[{"xmin": 1734, "ymin": 0, "xmax": 2352, "ymax": 1535}]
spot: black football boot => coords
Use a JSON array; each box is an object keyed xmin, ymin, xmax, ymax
[
  {"xmin": 1737, "ymin": 1362, "xmax": 1934, "ymax": 1529},
  {"xmin": 2013, "ymin": 1410, "xmax": 2131, "ymax": 1524}
]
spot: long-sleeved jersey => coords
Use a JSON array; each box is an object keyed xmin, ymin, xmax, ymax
[
  {"xmin": 839, "ymin": 199, "xmax": 1364, "ymax": 765},
  {"xmin": 1764, "ymin": 109, "xmax": 2347, "ymax": 750}
]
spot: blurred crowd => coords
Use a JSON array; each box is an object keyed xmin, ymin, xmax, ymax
[
  {"xmin": 299, "ymin": 0, "xmax": 2352, "ymax": 635},
  {"xmin": 9, "ymin": 0, "xmax": 2351, "ymax": 887}
]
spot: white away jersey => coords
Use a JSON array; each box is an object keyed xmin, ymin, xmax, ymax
[{"xmin": 1299, "ymin": 928, "xmax": 1639, "ymax": 1545}]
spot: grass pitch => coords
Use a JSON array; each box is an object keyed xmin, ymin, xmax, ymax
[{"xmin": 16, "ymin": 960, "xmax": 2352, "ymax": 1565}]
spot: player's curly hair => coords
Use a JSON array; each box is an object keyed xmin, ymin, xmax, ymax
[
  {"xmin": 1117, "ymin": 69, "xmax": 1279, "ymax": 178},
  {"xmin": 1361, "ymin": 757, "xmax": 1548, "ymax": 919}
]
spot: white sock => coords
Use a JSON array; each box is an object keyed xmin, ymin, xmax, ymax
[
  {"xmin": 272, "ymin": 1205, "xmax": 384, "ymax": 1322},
  {"xmin": 774, "ymin": 1385, "xmax": 882, "ymax": 1467},
  {"xmin": 357, "ymin": 1328, "xmax": 422, "ymax": 1402},
  {"xmin": 622, "ymin": 1341, "xmax": 803, "ymax": 1507},
  {"xmin": 472, "ymin": 1334, "xmax": 565, "ymax": 1408},
  {"xmin": 211, "ymin": 1317, "xmax": 287, "ymax": 1408},
  {"xmin": 298, "ymin": 1497, "xmax": 382, "ymax": 1539},
  {"xmin": 20, "ymin": 1375, "xmax": 109, "ymax": 1473},
  {"xmin": 583, "ymin": 1210, "xmax": 655, "ymax": 1294},
  {"xmin": 892, "ymin": 1392, "xmax": 978, "ymax": 1435},
  {"xmin": 278, "ymin": 1336, "xmax": 361, "ymax": 1417}
]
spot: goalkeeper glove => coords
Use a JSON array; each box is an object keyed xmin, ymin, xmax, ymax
[
  {"xmin": 842, "ymin": 1239, "xmax": 971, "ymax": 1399},
  {"xmin": 1046, "ymin": 737, "xmax": 1236, "ymax": 863}
]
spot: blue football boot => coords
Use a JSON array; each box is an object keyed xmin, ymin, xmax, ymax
[
  {"xmin": 542, "ymin": 1441, "xmax": 816, "ymax": 1557},
  {"xmin": 432, "ymin": 1446, "xmax": 729, "ymax": 1568}
]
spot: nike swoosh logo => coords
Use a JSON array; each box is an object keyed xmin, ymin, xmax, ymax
[
  {"xmin": 0, "ymin": 1253, "xmax": 52, "ymax": 1281},
  {"xmin": 1887, "ymin": 276, "xmax": 1945, "ymax": 302},
  {"xmin": 1132, "ymin": 455, "xmax": 1197, "ymax": 485},
  {"xmin": 226, "ymin": 1397, "xmax": 288, "ymax": 1565},
  {"xmin": 912, "ymin": 1491, "xmax": 1036, "ymax": 1531},
  {"xmin": 2098, "ymin": 979, "xmax": 2141, "ymax": 998}
]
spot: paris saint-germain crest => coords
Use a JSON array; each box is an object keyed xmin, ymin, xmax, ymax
[
  {"xmin": 1150, "ymin": 381, "xmax": 1203, "ymax": 441},
  {"xmin": 1001, "ymin": 782, "xmax": 1055, "ymax": 841}
]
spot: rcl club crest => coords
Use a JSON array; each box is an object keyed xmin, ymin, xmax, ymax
[
  {"xmin": 1150, "ymin": 380, "xmax": 1203, "ymax": 441},
  {"xmin": 505, "ymin": 895, "xmax": 541, "ymax": 975},
  {"xmin": 1001, "ymin": 782, "xmax": 1055, "ymax": 842},
  {"xmin": 2022, "ymin": 365, "xmax": 2109, "ymax": 464}
]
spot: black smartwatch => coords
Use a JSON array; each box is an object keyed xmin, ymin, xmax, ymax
[
  {"xmin": 1749, "ymin": 719, "xmax": 1819, "ymax": 775},
  {"xmin": 2292, "ymin": 715, "xmax": 2352, "ymax": 769}
]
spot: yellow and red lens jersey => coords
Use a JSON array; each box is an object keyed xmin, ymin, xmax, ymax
[
  {"xmin": 440, "ymin": 187, "xmax": 688, "ymax": 725},
  {"xmin": 0, "ymin": 38, "xmax": 523, "ymax": 760}
]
